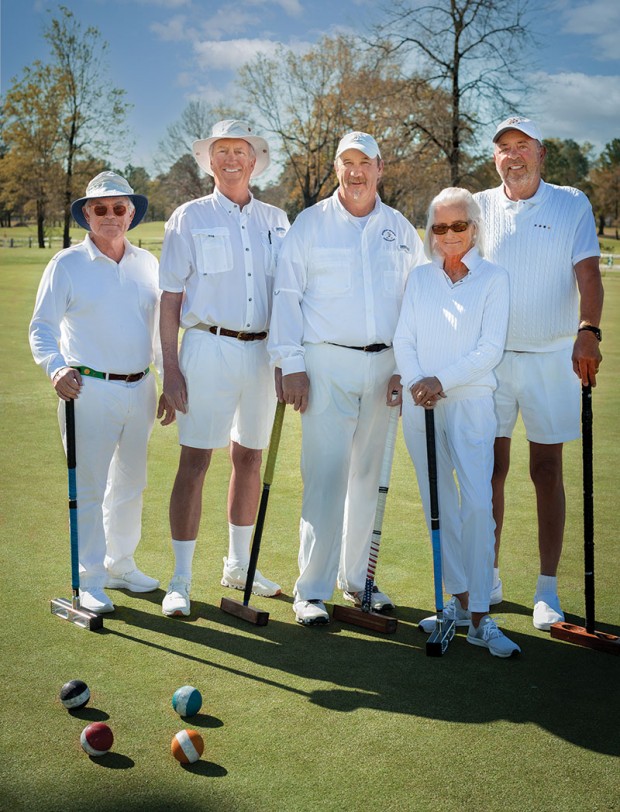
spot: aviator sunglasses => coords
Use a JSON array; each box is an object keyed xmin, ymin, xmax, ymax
[
  {"xmin": 91, "ymin": 203, "xmax": 129, "ymax": 217},
  {"xmin": 431, "ymin": 220, "xmax": 471, "ymax": 235}
]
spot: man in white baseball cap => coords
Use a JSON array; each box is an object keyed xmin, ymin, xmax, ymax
[
  {"xmin": 475, "ymin": 116, "xmax": 603, "ymax": 630},
  {"xmin": 29, "ymin": 171, "xmax": 168, "ymax": 613},
  {"xmin": 158, "ymin": 120, "xmax": 289, "ymax": 617},
  {"xmin": 269, "ymin": 130, "xmax": 425, "ymax": 625}
]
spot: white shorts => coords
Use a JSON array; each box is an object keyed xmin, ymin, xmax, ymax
[
  {"xmin": 494, "ymin": 348, "xmax": 580, "ymax": 444},
  {"xmin": 176, "ymin": 328, "xmax": 276, "ymax": 450}
]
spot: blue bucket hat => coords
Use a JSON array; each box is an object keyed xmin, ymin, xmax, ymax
[{"xmin": 71, "ymin": 171, "xmax": 148, "ymax": 231}]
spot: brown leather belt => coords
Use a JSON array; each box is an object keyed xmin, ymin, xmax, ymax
[
  {"xmin": 193, "ymin": 323, "xmax": 267, "ymax": 341},
  {"xmin": 327, "ymin": 342, "xmax": 391, "ymax": 353},
  {"xmin": 73, "ymin": 366, "xmax": 149, "ymax": 382}
]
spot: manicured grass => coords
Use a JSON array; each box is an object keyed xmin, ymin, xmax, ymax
[{"xmin": 1, "ymin": 246, "xmax": 618, "ymax": 812}]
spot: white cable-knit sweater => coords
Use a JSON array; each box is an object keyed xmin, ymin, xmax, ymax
[{"xmin": 474, "ymin": 181, "xmax": 599, "ymax": 352}]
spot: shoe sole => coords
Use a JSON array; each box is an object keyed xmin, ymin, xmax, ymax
[
  {"xmin": 162, "ymin": 607, "xmax": 190, "ymax": 617},
  {"xmin": 419, "ymin": 618, "xmax": 470, "ymax": 634},
  {"xmin": 82, "ymin": 603, "xmax": 115, "ymax": 614},
  {"xmin": 466, "ymin": 635, "xmax": 520, "ymax": 658},
  {"xmin": 106, "ymin": 579, "xmax": 159, "ymax": 593},
  {"xmin": 221, "ymin": 578, "xmax": 281, "ymax": 598},
  {"xmin": 296, "ymin": 616, "xmax": 329, "ymax": 626},
  {"xmin": 343, "ymin": 595, "xmax": 395, "ymax": 613}
]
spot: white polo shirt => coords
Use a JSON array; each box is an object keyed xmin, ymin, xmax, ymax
[
  {"xmin": 268, "ymin": 190, "xmax": 425, "ymax": 375},
  {"xmin": 394, "ymin": 248, "xmax": 509, "ymax": 400},
  {"xmin": 29, "ymin": 234, "xmax": 161, "ymax": 378},
  {"xmin": 474, "ymin": 180, "xmax": 600, "ymax": 352},
  {"xmin": 159, "ymin": 186, "xmax": 289, "ymax": 332}
]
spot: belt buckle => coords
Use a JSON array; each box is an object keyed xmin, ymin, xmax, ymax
[{"xmin": 236, "ymin": 331, "xmax": 247, "ymax": 341}]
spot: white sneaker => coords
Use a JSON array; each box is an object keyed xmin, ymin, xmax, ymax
[
  {"xmin": 106, "ymin": 568, "xmax": 160, "ymax": 593},
  {"xmin": 490, "ymin": 578, "xmax": 503, "ymax": 605},
  {"xmin": 533, "ymin": 594, "xmax": 564, "ymax": 631},
  {"xmin": 419, "ymin": 595, "xmax": 471, "ymax": 633},
  {"xmin": 162, "ymin": 576, "xmax": 191, "ymax": 617},
  {"xmin": 294, "ymin": 599, "xmax": 329, "ymax": 625},
  {"xmin": 467, "ymin": 615, "xmax": 521, "ymax": 658},
  {"xmin": 342, "ymin": 584, "xmax": 395, "ymax": 612},
  {"xmin": 79, "ymin": 588, "xmax": 115, "ymax": 614},
  {"xmin": 221, "ymin": 557, "xmax": 281, "ymax": 598}
]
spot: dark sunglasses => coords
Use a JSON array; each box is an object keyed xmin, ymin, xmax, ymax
[
  {"xmin": 91, "ymin": 203, "xmax": 128, "ymax": 217},
  {"xmin": 431, "ymin": 220, "xmax": 471, "ymax": 235}
]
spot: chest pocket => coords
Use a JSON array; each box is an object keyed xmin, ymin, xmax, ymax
[
  {"xmin": 381, "ymin": 244, "xmax": 409, "ymax": 298},
  {"xmin": 308, "ymin": 248, "xmax": 354, "ymax": 296},
  {"xmin": 261, "ymin": 230, "xmax": 275, "ymax": 277},
  {"xmin": 191, "ymin": 228, "xmax": 233, "ymax": 274}
]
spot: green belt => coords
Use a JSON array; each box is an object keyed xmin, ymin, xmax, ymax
[{"xmin": 72, "ymin": 366, "xmax": 150, "ymax": 382}]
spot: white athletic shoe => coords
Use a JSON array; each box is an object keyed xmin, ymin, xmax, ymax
[
  {"xmin": 489, "ymin": 578, "xmax": 503, "ymax": 605},
  {"xmin": 342, "ymin": 584, "xmax": 395, "ymax": 612},
  {"xmin": 533, "ymin": 593, "xmax": 564, "ymax": 631},
  {"xmin": 221, "ymin": 557, "xmax": 281, "ymax": 598},
  {"xmin": 162, "ymin": 576, "xmax": 191, "ymax": 617},
  {"xmin": 79, "ymin": 588, "xmax": 115, "ymax": 614},
  {"xmin": 106, "ymin": 568, "xmax": 160, "ymax": 593},
  {"xmin": 466, "ymin": 615, "xmax": 521, "ymax": 658},
  {"xmin": 294, "ymin": 599, "xmax": 329, "ymax": 625},
  {"xmin": 419, "ymin": 595, "xmax": 471, "ymax": 633}
]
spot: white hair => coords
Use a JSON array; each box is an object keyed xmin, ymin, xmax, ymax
[{"xmin": 423, "ymin": 187, "xmax": 485, "ymax": 261}]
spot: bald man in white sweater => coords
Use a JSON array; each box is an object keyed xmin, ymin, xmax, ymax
[{"xmin": 475, "ymin": 117, "xmax": 604, "ymax": 631}]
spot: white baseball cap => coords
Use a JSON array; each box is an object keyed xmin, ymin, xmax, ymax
[
  {"xmin": 335, "ymin": 131, "xmax": 382, "ymax": 160},
  {"xmin": 193, "ymin": 120, "xmax": 270, "ymax": 178},
  {"xmin": 71, "ymin": 171, "xmax": 148, "ymax": 231},
  {"xmin": 493, "ymin": 116, "xmax": 543, "ymax": 143}
]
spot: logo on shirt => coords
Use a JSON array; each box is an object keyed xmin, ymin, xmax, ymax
[
  {"xmin": 274, "ymin": 226, "xmax": 287, "ymax": 234},
  {"xmin": 382, "ymin": 229, "xmax": 396, "ymax": 242},
  {"xmin": 534, "ymin": 223, "xmax": 552, "ymax": 230},
  {"xmin": 399, "ymin": 244, "xmax": 410, "ymax": 253}
]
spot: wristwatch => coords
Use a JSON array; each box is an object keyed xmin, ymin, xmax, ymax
[{"xmin": 578, "ymin": 325, "xmax": 602, "ymax": 342}]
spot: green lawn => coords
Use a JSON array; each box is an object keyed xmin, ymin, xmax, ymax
[{"xmin": 0, "ymin": 246, "xmax": 618, "ymax": 812}]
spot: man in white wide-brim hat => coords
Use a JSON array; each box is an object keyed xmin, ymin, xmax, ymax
[
  {"xmin": 158, "ymin": 120, "xmax": 290, "ymax": 618},
  {"xmin": 29, "ymin": 171, "xmax": 171, "ymax": 613}
]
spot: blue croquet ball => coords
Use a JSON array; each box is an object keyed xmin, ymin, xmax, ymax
[
  {"xmin": 172, "ymin": 685, "xmax": 202, "ymax": 717},
  {"xmin": 80, "ymin": 722, "xmax": 113, "ymax": 757},
  {"xmin": 60, "ymin": 679, "xmax": 90, "ymax": 710}
]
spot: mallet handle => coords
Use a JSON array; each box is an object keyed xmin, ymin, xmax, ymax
[
  {"xmin": 582, "ymin": 385, "xmax": 595, "ymax": 634},
  {"xmin": 66, "ymin": 399, "xmax": 80, "ymax": 598},
  {"xmin": 425, "ymin": 408, "xmax": 444, "ymax": 616}
]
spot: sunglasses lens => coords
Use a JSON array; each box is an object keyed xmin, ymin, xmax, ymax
[
  {"xmin": 92, "ymin": 204, "xmax": 127, "ymax": 216},
  {"xmin": 452, "ymin": 221, "xmax": 469, "ymax": 232},
  {"xmin": 431, "ymin": 225, "xmax": 448, "ymax": 235},
  {"xmin": 431, "ymin": 221, "xmax": 470, "ymax": 235}
]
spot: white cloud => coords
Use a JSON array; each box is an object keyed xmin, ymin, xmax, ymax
[
  {"xmin": 530, "ymin": 71, "xmax": 620, "ymax": 151},
  {"xmin": 193, "ymin": 38, "xmax": 283, "ymax": 71},
  {"xmin": 150, "ymin": 15, "xmax": 190, "ymax": 41},
  {"xmin": 562, "ymin": 0, "xmax": 620, "ymax": 60},
  {"xmin": 199, "ymin": 9, "xmax": 260, "ymax": 38},
  {"xmin": 134, "ymin": 0, "xmax": 191, "ymax": 7},
  {"xmin": 244, "ymin": 0, "xmax": 304, "ymax": 16}
]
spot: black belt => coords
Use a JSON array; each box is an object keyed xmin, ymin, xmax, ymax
[
  {"xmin": 326, "ymin": 342, "xmax": 391, "ymax": 353},
  {"xmin": 193, "ymin": 324, "xmax": 268, "ymax": 341},
  {"xmin": 72, "ymin": 366, "xmax": 149, "ymax": 382}
]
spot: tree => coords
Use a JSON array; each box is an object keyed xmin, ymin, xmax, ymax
[
  {"xmin": 590, "ymin": 139, "xmax": 620, "ymax": 237},
  {"xmin": 372, "ymin": 0, "xmax": 534, "ymax": 185},
  {"xmin": 542, "ymin": 138, "xmax": 592, "ymax": 192},
  {"xmin": 44, "ymin": 6, "xmax": 131, "ymax": 246}
]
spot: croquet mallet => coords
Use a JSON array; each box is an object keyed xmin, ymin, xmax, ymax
[
  {"xmin": 424, "ymin": 407, "xmax": 455, "ymax": 656},
  {"xmin": 333, "ymin": 395, "xmax": 400, "ymax": 633},
  {"xmin": 50, "ymin": 398, "xmax": 103, "ymax": 631},
  {"xmin": 550, "ymin": 385, "xmax": 619, "ymax": 654},
  {"xmin": 220, "ymin": 399, "xmax": 286, "ymax": 626}
]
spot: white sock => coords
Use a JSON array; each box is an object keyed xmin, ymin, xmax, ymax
[
  {"xmin": 536, "ymin": 574, "xmax": 558, "ymax": 596},
  {"xmin": 172, "ymin": 539, "xmax": 196, "ymax": 579},
  {"xmin": 493, "ymin": 567, "xmax": 501, "ymax": 588},
  {"xmin": 227, "ymin": 524, "xmax": 254, "ymax": 568}
]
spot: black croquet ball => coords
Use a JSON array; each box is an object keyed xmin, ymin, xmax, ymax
[{"xmin": 60, "ymin": 679, "xmax": 90, "ymax": 710}]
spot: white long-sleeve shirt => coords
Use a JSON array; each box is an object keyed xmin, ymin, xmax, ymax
[
  {"xmin": 29, "ymin": 234, "xmax": 162, "ymax": 378},
  {"xmin": 268, "ymin": 190, "xmax": 425, "ymax": 375},
  {"xmin": 159, "ymin": 186, "xmax": 289, "ymax": 331},
  {"xmin": 393, "ymin": 248, "xmax": 509, "ymax": 399},
  {"xmin": 474, "ymin": 180, "xmax": 600, "ymax": 352}
]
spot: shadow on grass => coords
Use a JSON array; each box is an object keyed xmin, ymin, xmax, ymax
[
  {"xmin": 104, "ymin": 600, "xmax": 620, "ymax": 758},
  {"xmin": 89, "ymin": 752, "xmax": 134, "ymax": 769}
]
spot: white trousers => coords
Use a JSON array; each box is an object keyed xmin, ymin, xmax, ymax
[
  {"xmin": 295, "ymin": 343, "xmax": 396, "ymax": 601},
  {"xmin": 58, "ymin": 374, "xmax": 157, "ymax": 588},
  {"xmin": 402, "ymin": 395, "xmax": 495, "ymax": 613}
]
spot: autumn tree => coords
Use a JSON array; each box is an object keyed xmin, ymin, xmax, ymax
[
  {"xmin": 591, "ymin": 139, "xmax": 620, "ymax": 237},
  {"xmin": 372, "ymin": 0, "xmax": 534, "ymax": 185},
  {"xmin": 542, "ymin": 138, "xmax": 592, "ymax": 192}
]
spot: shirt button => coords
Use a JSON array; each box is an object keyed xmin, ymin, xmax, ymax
[
  {"xmin": 245, "ymin": 248, "xmax": 250, "ymax": 252},
  {"xmin": 248, "ymin": 272, "xmax": 252, "ymax": 276},
  {"xmin": 248, "ymin": 298, "xmax": 252, "ymax": 302}
]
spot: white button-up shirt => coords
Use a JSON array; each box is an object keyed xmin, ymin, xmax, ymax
[
  {"xmin": 29, "ymin": 234, "xmax": 161, "ymax": 378},
  {"xmin": 268, "ymin": 190, "xmax": 425, "ymax": 375},
  {"xmin": 159, "ymin": 186, "xmax": 290, "ymax": 331}
]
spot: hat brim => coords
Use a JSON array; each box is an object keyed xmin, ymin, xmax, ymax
[
  {"xmin": 70, "ymin": 194, "xmax": 149, "ymax": 231},
  {"xmin": 192, "ymin": 135, "xmax": 270, "ymax": 179},
  {"xmin": 492, "ymin": 125, "xmax": 542, "ymax": 143}
]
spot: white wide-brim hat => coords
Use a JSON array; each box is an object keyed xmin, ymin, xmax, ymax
[
  {"xmin": 192, "ymin": 120, "xmax": 270, "ymax": 178},
  {"xmin": 71, "ymin": 171, "xmax": 148, "ymax": 231},
  {"xmin": 493, "ymin": 116, "xmax": 543, "ymax": 143}
]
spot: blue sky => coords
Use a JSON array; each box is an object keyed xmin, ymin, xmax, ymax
[{"xmin": 2, "ymin": 0, "xmax": 619, "ymax": 175}]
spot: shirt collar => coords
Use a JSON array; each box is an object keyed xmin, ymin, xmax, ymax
[
  {"xmin": 332, "ymin": 189, "xmax": 381, "ymax": 225},
  {"xmin": 214, "ymin": 185, "xmax": 254, "ymax": 215},
  {"xmin": 84, "ymin": 233, "xmax": 135, "ymax": 261},
  {"xmin": 500, "ymin": 178, "xmax": 548, "ymax": 211}
]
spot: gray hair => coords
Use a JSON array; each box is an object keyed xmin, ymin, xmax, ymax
[
  {"xmin": 208, "ymin": 140, "xmax": 256, "ymax": 160},
  {"xmin": 423, "ymin": 187, "xmax": 485, "ymax": 261}
]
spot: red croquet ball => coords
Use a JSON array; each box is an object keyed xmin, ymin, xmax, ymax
[
  {"xmin": 80, "ymin": 722, "xmax": 114, "ymax": 757},
  {"xmin": 171, "ymin": 729, "xmax": 204, "ymax": 764}
]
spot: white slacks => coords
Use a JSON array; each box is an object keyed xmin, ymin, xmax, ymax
[
  {"xmin": 295, "ymin": 343, "xmax": 396, "ymax": 602},
  {"xmin": 402, "ymin": 395, "xmax": 495, "ymax": 613},
  {"xmin": 58, "ymin": 374, "xmax": 157, "ymax": 588}
]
